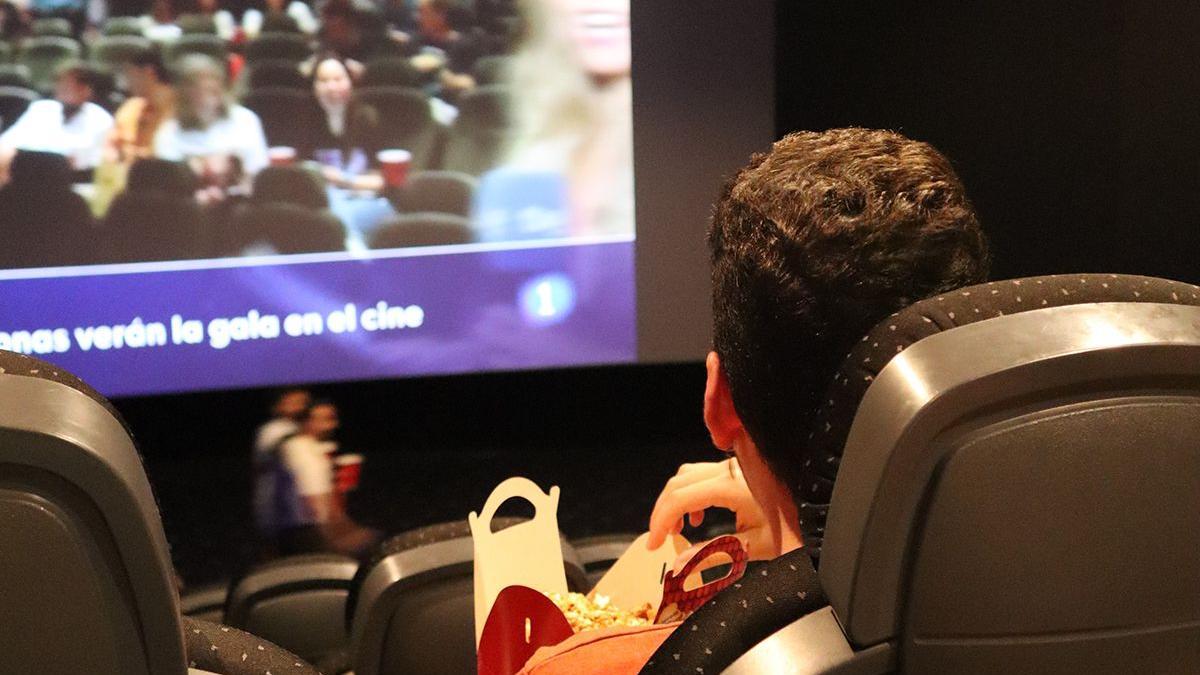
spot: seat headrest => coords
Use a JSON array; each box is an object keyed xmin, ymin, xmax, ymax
[{"xmin": 796, "ymin": 273, "xmax": 1200, "ymax": 554}]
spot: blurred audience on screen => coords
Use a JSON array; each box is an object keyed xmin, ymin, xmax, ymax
[
  {"xmin": 0, "ymin": 62, "xmax": 113, "ymax": 178},
  {"xmin": 154, "ymin": 53, "xmax": 268, "ymax": 201},
  {"xmin": 502, "ymin": 0, "xmax": 632, "ymax": 237},
  {"xmin": 0, "ymin": 150, "xmax": 93, "ymax": 268},
  {"xmin": 242, "ymin": 0, "xmax": 316, "ymax": 38},
  {"xmin": 255, "ymin": 397, "xmax": 379, "ymax": 557},
  {"xmin": 308, "ymin": 53, "xmax": 384, "ymax": 190},
  {"xmin": 108, "ymin": 46, "xmax": 175, "ymax": 164}
]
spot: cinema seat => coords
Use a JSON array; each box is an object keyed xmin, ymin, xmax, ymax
[
  {"xmin": 243, "ymin": 58, "xmax": 307, "ymax": 91},
  {"xmin": 0, "ymin": 84, "xmax": 38, "ymax": 130},
  {"xmin": 180, "ymin": 581, "xmax": 230, "ymax": 624},
  {"xmin": 572, "ymin": 532, "xmax": 639, "ymax": 590},
  {"xmin": 31, "ymin": 17, "xmax": 72, "ymax": 37},
  {"xmin": 439, "ymin": 85, "xmax": 510, "ymax": 176},
  {"xmin": 385, "ymin": 170, "xmax": 477, "ymax": 217},
  {"xmin": 642, "ymin": 274, "xmax": 1200, "ymax": 675},
  {"xmin": 244, "ymin": 32, "xmax": 312, "ymax": 64},
  {"xmin": 354, "ymin": 86, "xmax": 443, "ymax": 170},
  {"xmin": 0, "ymin": 351, "xmax": 322, "ymax": 675},
  {"xmin": 166, "ymin": 34, "xmax": 227, "ymax": 65},
  {"xmin": 362, "ymin": 57, "xmax": 425, "ymax": 88},
  {"xmin": 91, "ymin": 35, "xmax": 153, "ymax": 71},
  {"xmin": 176, "ymin": 13, "xmax": 217, "ymax": 35},
  {"xmin": 0, "ymin": 64, "xmax": 33, "ymax": 89},
  {"xmin": 367, "ymin": 213, "xmax": 474, "ymax": 249},
  {"xmin": 17, "ymin": 36, "xmax": 82, "ymax": 92},
  {"xmin": 232, "ymin": 203, "xmax": 347, "ymax": 255},
  {"xmin": 102, "ymin": 16, "xmax": 146, "ymax": 37},
  {"xmin": 252, "ymin": 165, "xmax": 328, "ymax": 209},
  {"xmin": 225, "ymin": 554, "xmax": 359, "ymax": 665},
  {"xmin": 347, "ymin": 518, "xmax": 589, "ymax": 675},
  {"xmin": 100, "ymin": 158, "xmax": 207, "ymax": 263},
  {"xmin": 242, "ymin": 85, "xmax": 323, "ymax": 150}
]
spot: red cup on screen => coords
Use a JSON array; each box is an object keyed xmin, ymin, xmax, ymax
[
  {"xmin": 268, "ymin": 146, "xmax": 297, "ymax": 166},
  {"xmin": 377, "ymin": 149, "xmax": 412, "ymax": 188},
  {"xmin": 335, "ymin": 453, "xmax": 364, "ymax": 493}
]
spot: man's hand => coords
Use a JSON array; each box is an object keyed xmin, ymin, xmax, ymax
[{"xmin": 646, "ymin": 458, "xmax": 776, "ymax": 564}]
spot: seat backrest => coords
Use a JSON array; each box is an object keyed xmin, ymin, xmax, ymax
[
  {"xmin": 818, "ymin": 295, "xmax": 1200, "ymax": 674},
  {"xmin": 224, "ymin": 553, "xmax": 359, "ymax": 665},
  {"xmin": 0, "ymin": 64, "xmax": 33, "ymax": 89},
  {"xmin": 245, "ymin": 58, "xmax": 307, "ymax": 90},
  {"xmin": 243, "ymin": 31, "xmax": 312, "ymax": 63},
  {"xmin": 0, "ymin": 351, "xmax": 187, "ymax": 675},
  {"xmin": 100, "ymin": 191, "xmax": 208, "ymax": 263},
  {"xmin": 440, "ymin": 85, "xmax": 511, "ymax": 175},
  {"xmin": 91, "ymin": 35, "xmax": 153, "ymax": 69},
  {"xmin": 241, "ymin": 86, "xmax": 323, "ymax": 150},
  {"xmin": 31, "ymin": 17, "xmax": 72, "ymax": 37},
  {"xmin": 176, "ymin": 13, "xmax": 217, "ymax": 35},
  {"xmin": 361, "ymin": 57, "xmax": 424, "ymax": 88},
  {"xmin": 166, "ymin": 34, "xmax": 226, "ymax": 64},
  {"xmin": 0, "ymin": 84, "xmax": 38, "ymax": 130},
  {"xmin": 348, "ymin": 518, "xmax": 588, "ymax": 675},
  {"xmin": 180, "ymin": 581, "xmax": 230, "ymax": 624},
  {"xmin": 386, "ymin": 169, "xmax": 477, "ymax": 216},
  {"xmin": 354, "ymin": 86, "xmax": 443, "ymax": 169},
  {"xmin": 233, "ymin": 202, "xmax": 346, "ymax": 255},
  {"xmin": 18, "ymin": 36, "xmax": 81, "ymax": 90},
  {"xmin": 103, "ymin": 16, "xmax": 146, "ymax": 36},
  {"xmin": 252, "ymin": 165, "xmax": 328, "ymax": 209},
  {"xmin": 367, "ymin": 213, "xmax": 474, "ymax": 249}
]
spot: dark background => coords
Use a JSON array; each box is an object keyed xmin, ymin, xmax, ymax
[{"xmin": 120, "ymin": 1, "xmax": 1200, "ymax": 585}]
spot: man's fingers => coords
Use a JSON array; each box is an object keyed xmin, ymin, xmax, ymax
[{"xmin": 648, "ymin": 475, "xmax": 745, "ymax": 549}]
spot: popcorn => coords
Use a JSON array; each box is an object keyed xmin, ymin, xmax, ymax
[{"xmin": 545, "ymin": 592, "xmax": 654, "ymax": 632}]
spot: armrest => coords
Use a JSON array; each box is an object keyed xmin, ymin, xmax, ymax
[{"xmin": 182, "ymin": 616, "xmax": 321, "ymax": 675}]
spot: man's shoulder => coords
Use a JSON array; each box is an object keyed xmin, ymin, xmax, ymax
[{"xmin": 83, "ymin": 102, "xmax": 115, "ymax": 123}]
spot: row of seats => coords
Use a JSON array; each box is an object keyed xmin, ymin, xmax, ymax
[
  {"xmin": 180, "ymin": 526, "xmax": 639, "ymax": 673},
  {"xmin": 5, "ymin": 274, "xmax": 1198, "ymax": 674}
]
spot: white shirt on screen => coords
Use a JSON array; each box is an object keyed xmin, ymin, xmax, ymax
[
  {"xmin": 279, "ymin": 435, "xmax": 336, "ymax": 524},
  {"xmin": 0, "ymin": 100, "xmax": 114, "ymax": 170},
  {"xmin": 153, "ymin": 105, "xmax": 270, "ymax": 176},
  {"xmin": 243, "ymin": 2, "xmax": 319, "ymax": 36}
]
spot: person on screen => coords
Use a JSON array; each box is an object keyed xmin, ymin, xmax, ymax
[
  {"xmin": 261, "ymin": 399, "xmax": 378, "ymax": 557},
  {"xmin": 514, "ymin": 129, "xmax": 992, "ymax": 674},
  {"xmin": 0, "ymin": 63, "xmax": 113, "ymax": 178},
  {"xmin": 242, "ymin": 0, "xmax": 318, "ymax": 38},
  {"xmin": 107, "ymin": 47, "xmax": 175, "ymax": 164},
  {"xmin": 154, "ymin": 54, "xmax": 269, "ymax": 201},
  {"xmin": 307, "ymin": 54, "xmax": 385, "ymax": 190},
  {"xmin": 500, "ymin": 0, "xmax": 633, "ymax": 238}
]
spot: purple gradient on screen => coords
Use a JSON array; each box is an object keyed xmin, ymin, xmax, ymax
[{"xmin": 0, "ymin": 242, "xmax": 636, "ymax": 397}]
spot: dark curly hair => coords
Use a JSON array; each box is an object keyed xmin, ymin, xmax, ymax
[{"xmin": 709, "ymin": 128, "xmax": 990, "ymax": 504}]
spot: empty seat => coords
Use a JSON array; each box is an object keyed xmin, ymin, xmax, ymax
[
  {"xmin": 362, "ymin": 56, "xmax": 424, "ymax": 88},
  {"xmin": 102, "ymin": 16, "xmax": 146, "ymax": 36},
  {"xmin": 180, "ymin": 581, "xmax": 230, "ymax": 624},
  {"xmin": 354, "ymin": 86, "xmax": 443, "ymax": 170},
  {"xmin": 385, "ymin": 170, "xmax": 476, "ymax": 216},
  {"xmin": 176, "ymin": 12, "xmax": 217, "ymax": 35},
  {"xmin": 243, "ymin": 31, "xmax": 312, "ymax": 63},
  {"xmin": 231, "ymin": 202, "xmax": 347, "ymax": 255},
  {"xmin": 166, "ymin": 33, "xmax": 227, "ymax": 64},
  {"xmin": 347, "ymin": 518, "xmax": 588, "ymax": 675},
  {"xmin": 31, "ymin": 17, "xmax": 72, "ymax": 37},
  {"xmin": 650, "ymin": 274, "xmax": 1200, "ymax": 675},
  {"xmin": 243, "ymin": 58, "xmax": 307, "ymax": 90},
  {"xmin": 571, "ymin": 533, "xmax": 639, "ymax": 590},
  {"xmin": 99, "ymin": 157, "xmax": 207, "ymax": 263},
  {"xmin": 90, "ymin": 34, "xmax": 153, "ymax": 71},
  {"xmin": 242, "ymin": 86, "xmax": 324, "ymax": 150},
  {"xmin": 0, "ymin": 64, "xmax": 33, "ymax": 88},
  {"xmin": 367, "ymin": 213, "xmax": 473, "ymax": 249},
  {"xmin": 0, "ymin": 350, "xmax": 323, "ymax": 674},
  {"xmin": 252, "ymin": 165, "xmax": 328, "ymax": 208},
  {"xmin": 0, "ymin": 40, "xmax": 12, "ymax": 62},
  {"xmin": 225, "ymin": 554, "xmax": 359, "ymax": 665},
  {"xmin": 0, "ymin": 84, "xmax": 38, "ymax": 130},
  {"xmin": 439, "ymin": 84, "xmax": 510, "ymax": 175},
  {"xmin": 0, "ymin": 150, "xmax": 95, "ymax": 268},
  {"xmin": 17, "ymin": 36, "xmax": 82, "ymax": 92}
]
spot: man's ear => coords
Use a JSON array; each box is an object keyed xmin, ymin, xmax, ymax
[{"xmin": 704, "ymin": 351, "xmax": 744, "ymax": 451}]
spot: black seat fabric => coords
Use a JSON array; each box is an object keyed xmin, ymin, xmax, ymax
[
  {"xmin": 183, "ymin": 617, "xmax": 320, "ymax": 675},
  {"xmin": 231, "ymin": 203, "xmax": 346, "ymax": 255},
  {"xmin": 0, "ymin": 150, "xmax": 95, "ymax": 268},
  {"xmin": 796, "ymin": 273, "xmax": 1200, "ymax": 564},
  {"xmin": 367, "ymin": 213, "xmax": 473, "ymax": 249},
  {"xmin": 385, "ymin": 170, "xmax": 476, "ymax": 216},
  {"xmin": 243, "ymin": 86, "xmax": 324, "ymax": 150},
  {"xmin": 252, "ymin": 165, "xmax": 328, "ymax": 209},
  {"xmin": 640, "ymin": 549, "xmax": 826, "ymax": 675},
  {"xmin": 0, "ymin": 351, "xmax": 323, "ymax": 674}
]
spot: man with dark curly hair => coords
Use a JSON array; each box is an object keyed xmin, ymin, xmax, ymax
[{"xmin": 517, "ymin": 129, "xmax": 990, "ymax": 674}]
